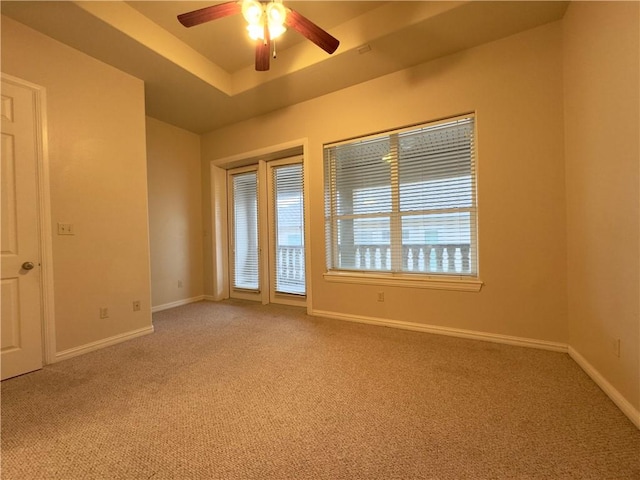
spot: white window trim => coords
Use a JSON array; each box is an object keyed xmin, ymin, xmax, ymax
[
  {"xmin": 323, "ymin": 270, "xmax": 483, "ymax": 292},
  {"xmin": 323, "ymin": 113, "xmax": 482, "ymax": 292}
]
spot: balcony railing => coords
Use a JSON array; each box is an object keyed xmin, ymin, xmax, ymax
[
  {"xmin": 276, "ymin": 245, "xmax": 305, "ymax": 294},
  {"xmin": 341, "ymin": 244, "xmax": 472, "ymax": 274},
  {"xmin": 277, "ymin": 244, "xmax": 473, "ymax": 280}
]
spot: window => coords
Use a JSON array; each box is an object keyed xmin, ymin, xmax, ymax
[{"xmin": 324, "ymin": 115, "xmax": 479, "ymax": 289}]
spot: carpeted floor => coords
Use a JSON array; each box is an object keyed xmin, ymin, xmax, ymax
[{"xmin": 1, "ymin": 300, "xmax": 639, "ymax": 479}]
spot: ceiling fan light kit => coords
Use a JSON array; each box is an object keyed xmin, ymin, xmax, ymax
[
  {"xmin": 242, "ymin": 0, "xmax": 287, "ymax": 41},
  {"xmin": 178, "ymin": 0, "xmax": 340, "ymax": 71}
]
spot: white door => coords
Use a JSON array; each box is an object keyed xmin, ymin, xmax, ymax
[{"xmin": 1, "ymin": 77, "xmax": 44, "ymax": 380}]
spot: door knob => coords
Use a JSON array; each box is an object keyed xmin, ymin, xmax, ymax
[{"xmin": 21, "ymin": 262, "xmax": 35, "ymax": 270}]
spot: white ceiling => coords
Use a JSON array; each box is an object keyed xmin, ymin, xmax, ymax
[{"xmin": 1, "ymin": 1, "xmax": 569, "ymax": 134}]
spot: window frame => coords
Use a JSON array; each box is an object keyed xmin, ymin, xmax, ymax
[{"xmin": 323, "ymin": 114, "xmax": 482, "ymax": 292}]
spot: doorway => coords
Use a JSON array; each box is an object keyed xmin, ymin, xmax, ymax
[{"xmin": 227, "ymin": 156, "xmax": 306, "ymax": 306}]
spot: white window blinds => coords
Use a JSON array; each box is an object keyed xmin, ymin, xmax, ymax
[
  {"xmin": 271, "ymin": 163, "xmax": 305, "ymax": 295},
  {"xmin": 324, "ymin": 115, "xmax": 478, "ymax": 276},
  {"xmin": 232, "ymin": 171, "xmax": 260, "ymax": 290}
]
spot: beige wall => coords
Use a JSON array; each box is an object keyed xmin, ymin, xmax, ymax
[
  {"xmin": 1, "ymin": 16, "xmax": 153, "ymax": 352},
  {"xmin": 146, "ymin": 117, "xmax": 204, "ymax": 308},
  {"xmin": 202, "ymin": 22, "xmax": 568, "ymax": 344},
  {"xmin": 563, "ymin": 2, "xmax": 640, "ymax": 411}
]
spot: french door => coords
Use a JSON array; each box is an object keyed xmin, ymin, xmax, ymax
[{"xmin": 227, "ymin": 157, "xmax": 306, "ymax": 306}]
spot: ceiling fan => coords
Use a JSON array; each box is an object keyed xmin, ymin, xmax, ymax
[{"xmin": 177, "ymin": 0, "xmax": 340, "ymax": 72}]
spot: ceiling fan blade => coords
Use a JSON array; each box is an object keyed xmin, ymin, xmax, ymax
[
  {"xmin": 284, "ymin": 8, "xmax": 340, "ymax": 55},
  {"xmin": 255, "ymin": 24, "xmax": 271, "ymax": 71},
  {"xmin": 178, "ymin": 1, "xmax": 241, "ymax": 28}
]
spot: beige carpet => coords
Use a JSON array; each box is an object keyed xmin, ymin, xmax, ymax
[{"xmin": 2, "ymin": 300, "xmax": 639, "ymax": 479}]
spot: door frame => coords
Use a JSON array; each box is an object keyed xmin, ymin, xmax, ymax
[
  {"xmin": 2, "ymin": 73, "xmax": 56, "ymax": 365},
  {"xmin": 209, "ymin": 138, "xmax": 312, "ymax": 313},
  {"xmin": 226, "ymin": 157, "xmax": 308, "ymax": 307}
]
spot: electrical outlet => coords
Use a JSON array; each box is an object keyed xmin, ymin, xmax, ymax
[
  {"xmin": 57, "ymin": 222, "xmax": 74, "ymax": 235},
  {"xmin": 99, "ymin": 307, "xmax": 109, "ymax": 319},
  {"xmin": 377, "ymin": 292, "xmax": 385, "ymax": 302},
  {"xmin": 133, "ymin": 300, "xmax": 141, "ymax": 312}
]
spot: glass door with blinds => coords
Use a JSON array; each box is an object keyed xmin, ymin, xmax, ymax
[
  {"xmin": 227, "ymin": 158, "xmax": 306, "ymax": 305},
  {"xmin": 267, "ymin": 159, "xmax": 306, "ymax": 304},
  {"xmin": 228, "ymin": 166, "xmax": 261, "ymax": 301}
]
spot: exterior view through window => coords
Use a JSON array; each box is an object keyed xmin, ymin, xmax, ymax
[{"xmin": 324, "ymin": 115, "xmax": 478, "ymax": 277}]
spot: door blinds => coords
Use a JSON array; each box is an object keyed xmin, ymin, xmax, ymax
[{"xmin": 232, "ymin": 171, "xmax": 260, "ymax": 290}]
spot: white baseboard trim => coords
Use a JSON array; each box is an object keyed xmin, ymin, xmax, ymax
[
  {"xmin": 202, "ymin": 295, "xmax": 217, "ymax": 302},
  {"xmin": 310, "ymin": 309, "xmax": 639, "ymax": 429},
  {"xmin": 152, "ymin": 295, "xmax": 206, "ymax": 313},
  {"xmin": 55, "ymin": 325, "xmax": 155, "ymax": 363},
  {"xmin": 568, "ymin": 347, "xmax": 640, "ymax": 429},
  {"xmin": 310, "ymin": 309, "xmax": 567, "ymax": 352}
]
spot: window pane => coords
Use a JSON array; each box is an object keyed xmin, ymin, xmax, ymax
[
  {"xmin": 233, "ymin": 172, "xmax": 259, "ymax": 290},
  {"xmin": 400, "ymin": 176, "xmax": 472, "ymax": 211},
  {"xmin": 401, "ymin": 213, "xmax": 474, "ymax": 274},
  {"xmin": 337, "ymin": 217, "xmax": 391, "ymax": 271},
  {"xmin": 399, "ymin": 120, "xmax": 474, "ymax": 212},
  {"xmin": 354, "ymin": 217, "xmax": 391, "ymax": 246},
  {"xmin": 353, "ymin": 186, "xmax": 392, "ymax": 214},
  {"xmin": 333, "ymin": 137, "xmax": 391, "ymax": 215},
  {"xmin": 273, "ymin": 164, "xmax": 305, "ymax": 295},
  {"xmin": 398, "ymin": 121, "xmax": 473, "ymax": 179}
]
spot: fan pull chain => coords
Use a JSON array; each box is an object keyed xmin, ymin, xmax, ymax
[{"xmin": 273, "ymin": 40, "xmax": 277, "ymax": 59}]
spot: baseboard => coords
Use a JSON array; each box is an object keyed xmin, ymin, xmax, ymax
[
  {"xmin": 310, "ymin": 309, "xmax": 639, "ymax": 429},
  {"xmin": 310, "ymin": 309, "xmax": 567, "ymax": 352},
  {"xmin": 568, "ymin": 347, "xmax": 640, "ymax": 429},
  {"xmin": 55, "ymin": 325, "xmax": 155, "ymax": 363},
  {"xmin": 152, "ymin": 295, "xmax": 206, "ymax": 313}
]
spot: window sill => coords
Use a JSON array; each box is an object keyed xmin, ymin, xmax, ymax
[{"xmin": 323, "ymin": 271, "xmax": 483, "ymax": 292}]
